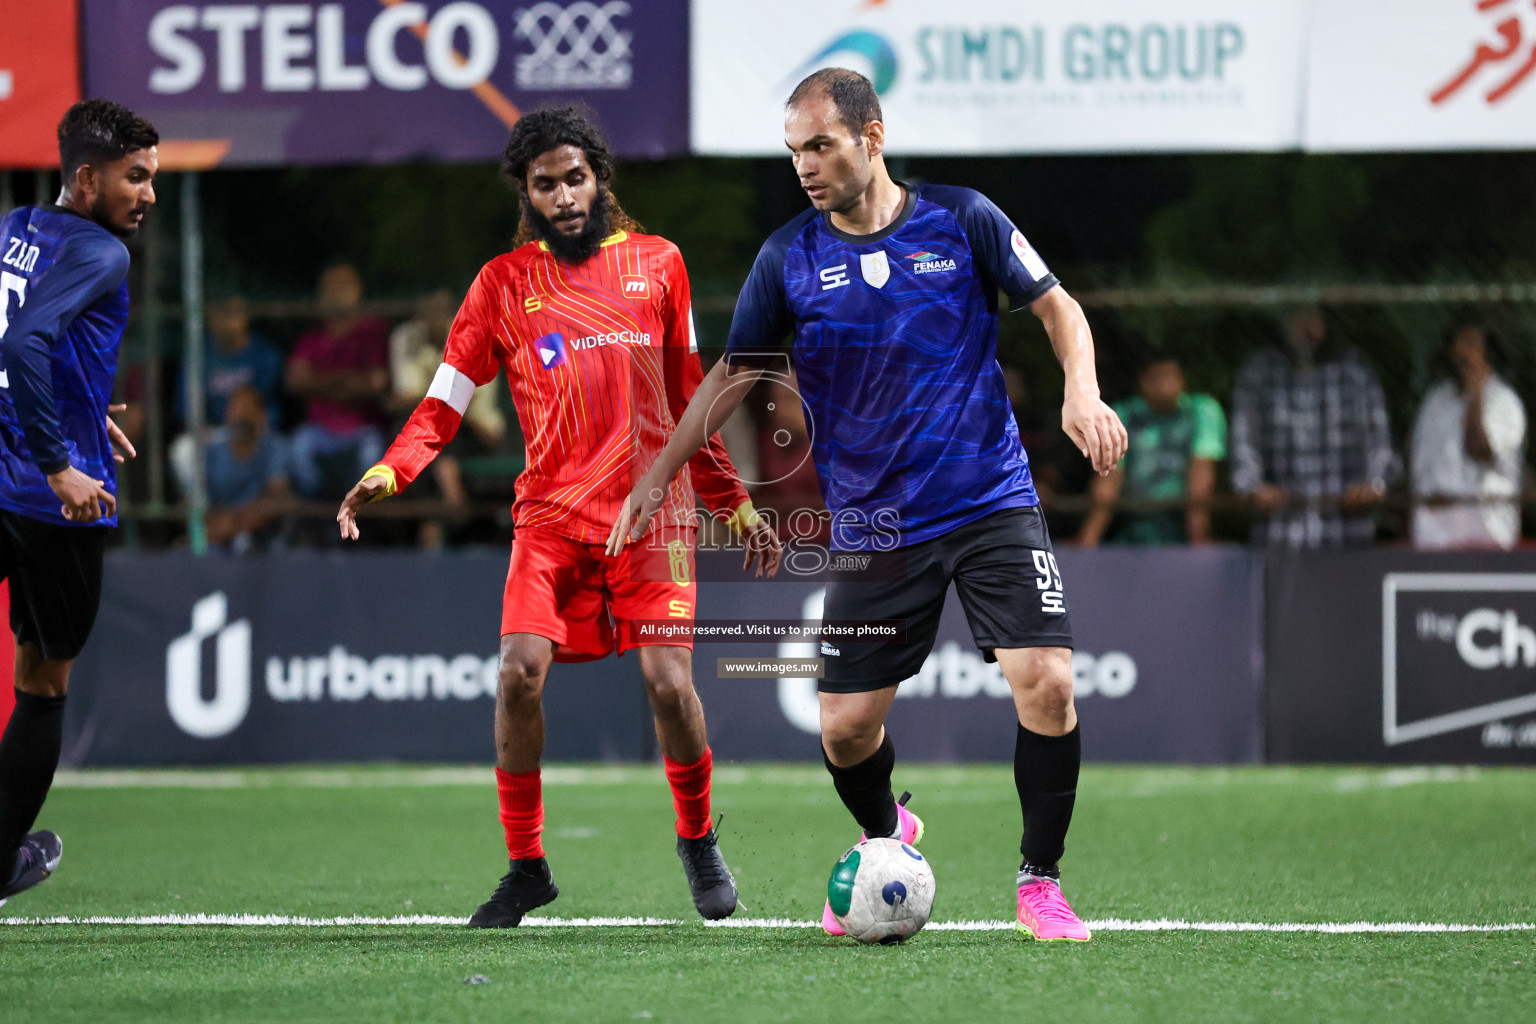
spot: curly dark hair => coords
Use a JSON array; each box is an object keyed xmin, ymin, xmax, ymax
[
  {"xmin": 501, "ymin": 106, "xmax": 641, "ymax": 246},
  {"xmin": 57, "ymin": 99, "xmax": 159, "ymax": 179}
]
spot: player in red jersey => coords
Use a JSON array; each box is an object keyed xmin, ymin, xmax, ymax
[{"xmin": 337, "ymin": 108, "xmax": 781, "ymax": 927}]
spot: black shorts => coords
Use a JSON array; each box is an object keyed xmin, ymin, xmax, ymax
[
  {"xmin": 820, "ymin": 506, "xmax": 1073, "ymax": 693},
  {"xmin": 0, "ymin": 508, "xmax": 107, "ymax": 662}
]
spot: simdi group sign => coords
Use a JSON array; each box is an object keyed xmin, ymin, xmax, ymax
[{"xmin": 690, "ymin": 0, "xmax": 1536, "ymax": 155}]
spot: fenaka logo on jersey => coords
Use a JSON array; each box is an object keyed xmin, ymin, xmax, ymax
[
  {"xmin": 535, "ymin": 331, "xmax": 567, "ymax": 369},
  {"xmin": 906, "ymin": 249, "xmax": 957, "ymax": 275},
  {"xmin": 860, "ymin": 250, "xmax": 890, "ymax": 289},
  {"xmin": 620, "ymin": 275, "xmax": 649, "ymax": 299}
]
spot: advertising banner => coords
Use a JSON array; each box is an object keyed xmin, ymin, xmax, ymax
[
  {"xmin": 78, "ymin": 0, "xmax": 688, "ymax": 167},
  {"xmin": 0, "ymin": 2, "xmax": 81, "ymax": 169},
  {"xmin": 1266, "ymin": 550, "xmax": 1536, "ymax": 764},
  {"xmin": 65, "ymin": 551, "xmax": 650, "ymax": 766},
  {"xmin": 1305, "ymin": 0, "xmax": 1536, "ymax": 152},
  {"xmin": 690, "ymin": 0, "xmax": 1306, "ymax": 155},
  {"xmin": 65, "ymin": 546, "xmax": 1264, "ymax": 766},
  {"xmin": 696, "ymin": 546, "xmax": 1264, "ymax": 763}
]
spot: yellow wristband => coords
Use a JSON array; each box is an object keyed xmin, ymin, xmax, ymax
[
  {"xmin": 360, "ymin": 464, "xmax": 398, "ymax": 499},
  {"xmin": 724, "ymin": 499, "xmax": 763, "ymax": 535}
]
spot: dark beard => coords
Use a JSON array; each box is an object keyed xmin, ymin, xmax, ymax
[{"xmin": 523, "ymin": 190, "xmax": 613, "ymax": 265}]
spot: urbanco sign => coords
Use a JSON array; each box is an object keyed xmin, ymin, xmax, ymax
[{"xmin": 164, "ymin": 591, "xmax": 502, "ymax": 741}]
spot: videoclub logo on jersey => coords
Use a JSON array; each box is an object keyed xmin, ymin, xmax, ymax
[
  {"xmin": 535, "ymin": 331, "xmax": 567, "ymax": 368},
  {"xmin": 905, "ymin": 250, "xmax": 957, "ymax": 275},
  {"xmin": 1385, "ymin": 573, "xmax": 1536, "ymax": 749},
  {"xmin": 164, "ymin": 592, "xmax": 509, "ymax": 740}
]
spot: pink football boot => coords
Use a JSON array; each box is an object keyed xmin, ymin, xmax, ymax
[{"xmin": 1014, "ymin": 872, "xmax": 1091, "ymax": 942}]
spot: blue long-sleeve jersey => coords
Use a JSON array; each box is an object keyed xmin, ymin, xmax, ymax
[
  {"xmin": 725, "ymin": 183, "xmax": 1058, "ymax": 551},
  {"xmin": 0, "ymin": 204, "xmax": 131, "ymax": 527}
]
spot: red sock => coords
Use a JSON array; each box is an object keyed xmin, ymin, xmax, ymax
[
  {"xmin": 496, "ymin": 768, "xmax": 544, "ymax": 860},
  {"xmin": 664, "ymin": 747, "xmax": 714, "ymax": 840}
]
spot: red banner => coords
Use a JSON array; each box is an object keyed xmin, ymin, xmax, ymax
[{"xmin": 0, "ymin": 2, "xmax": 81, "ymax": 169}]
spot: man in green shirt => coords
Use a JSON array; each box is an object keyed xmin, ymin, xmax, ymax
[{"xmin": 1077, "ymin": 357, "xmax": 1227, "ymax": 545}]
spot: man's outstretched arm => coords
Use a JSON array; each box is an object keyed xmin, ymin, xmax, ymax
[{"xmin": 606, "ymin": 358, "xmax": 768, "ymax": 556}]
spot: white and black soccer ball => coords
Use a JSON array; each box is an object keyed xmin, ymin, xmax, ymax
[{"xmin": 826, "ymin": 837, "xmax": 936, "ymax": 944}]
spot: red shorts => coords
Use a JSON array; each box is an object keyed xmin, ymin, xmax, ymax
[{"xmin": 501, "ymin": 524, "xmax": 697, "ymax": 662}]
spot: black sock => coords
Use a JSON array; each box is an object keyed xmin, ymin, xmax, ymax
[
  {"xmin": 1015, "ymin": 722, "xmax": 1080, "ymax": 876},
  {"xmin": 823, "ymin": 732, "xmax": 898, "ymax": 839},
  {"xmin": 0, "ymin": 689, "xmax": 67, "ymax": 875}
]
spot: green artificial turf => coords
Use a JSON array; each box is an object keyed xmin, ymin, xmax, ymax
[{"xmin": 2, "ymin": 764, "xmax": 1533, "ymax": 1023}]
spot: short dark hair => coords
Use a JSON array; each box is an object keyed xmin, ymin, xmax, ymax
[
  {"xmin": 787, "ymin": 68, "xmax": 883, "ymax": 141},
  {"xmin": 500, "ymin": 105, "xmax": 615, "ymax": 189},
  {"xmin": 57, "ymin": 99, "xmax": 159, "ymax": 180}
]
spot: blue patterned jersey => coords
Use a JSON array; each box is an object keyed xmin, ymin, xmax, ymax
[
  {"xmin": 0, "ymin": 205, "xmax": 131, "ymax": 527},
  {"xmin": 725, "ymin": 184, "xmax": 1058, "ymax": 550}
]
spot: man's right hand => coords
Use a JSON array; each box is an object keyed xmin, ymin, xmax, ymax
[
  {"xmin": 48, "ymin": 467, "xmax": 115, "ymax": 522},
  {"xmin": 337, "ymin": 474, "xmax": 390, "ymax": 540},
  {"xmin": 606, "ymin": 470, "xmax": 670, "ymax": 556}
]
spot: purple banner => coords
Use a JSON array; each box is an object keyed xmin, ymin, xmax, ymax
[{"xmin": 80, "ymin": 1, "xmax": 687, "ymax": 167}]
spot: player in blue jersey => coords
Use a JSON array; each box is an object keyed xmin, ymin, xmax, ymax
[
  {"xmin": 609, "ymin": 69, "xmax": 1126, "ymax": 941},
  {"xmin": 0, "ymin": 99, "xmax": 158, "ymax": 911}
]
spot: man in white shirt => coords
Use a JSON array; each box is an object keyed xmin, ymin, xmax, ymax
[{"xmin": 1411, "ymin": 325, "xmax": 1526, "ymax": 550}]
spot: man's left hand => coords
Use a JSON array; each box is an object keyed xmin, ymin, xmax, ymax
[{"xmin": 1062, "ymin": 391, "xmax": 1128, "ymax": 476}]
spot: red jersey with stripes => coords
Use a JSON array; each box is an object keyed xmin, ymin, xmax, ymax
[{"xmin": 379, "ymin": 230, "xmax": 750, "ymax": 544}]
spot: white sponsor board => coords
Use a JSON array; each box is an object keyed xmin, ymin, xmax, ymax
[
  {"xmin": 1306, "ymin": 0, "xmax": 1536, "ymax": 152},
  {"xmin": 690, "ymin": 0, "xmax": 1306, "ymax": 155}
]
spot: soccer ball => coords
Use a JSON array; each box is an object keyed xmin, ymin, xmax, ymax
[{"xmin": 826, "ymin": 837, "xmax": 936, "ymax": 944}]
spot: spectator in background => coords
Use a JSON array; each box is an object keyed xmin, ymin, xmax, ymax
[
  {"xmin": 180, "ymin": 295, "xmax": 283, "ymax": 426},
  {"xmin": 285, "ymin": 263, "xmax": 391, "ymax": 499},
  {"xmin": 170, "ymin": 295, "xmax": 283, "ymax": 491},
  {"xmin": 1076, "ymin": 356, "xmax": 1226, "ymax": 546},
  {"xmin": 1230, "ymin": 308, "xmax": 1397, "ymax": 548},
  {"xmin": 204, "ymin": 386, "xmax": 290, "ymax": 552},
  {"xmin": 1411, "ymin": 324, "xmax": 1526, "ymax": 550},
  {"xmin": 389, "ymin": 289, "xmax": 507, "ymax": 546}
]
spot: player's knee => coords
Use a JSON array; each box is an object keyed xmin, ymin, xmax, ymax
[
  {"xmin": 497, "ymin": 658, "xmax": 546, "ymax": 708},
  {"xmin": 15, "ymin": 649, "xmax": 70, "ymax": 698},
  {"xmin": 820, "ymin": 716, "xmax": 882, "ymax": 764},
  {"xmin": 1016, "ymin": 668, "xmax": 1074, "ymax": 720},
  {"xmin": 643, "ymin": 671, "xmax": 695, "ymax": 718}
]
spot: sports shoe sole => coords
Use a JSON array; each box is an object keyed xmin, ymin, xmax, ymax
[
  {"xmin": 1013, "ymin": 919, "xmax": 1092, "ymax": 942},
  {"xmin": 466, "ymin": 882, "xmax": 559, "ymax": 929}
]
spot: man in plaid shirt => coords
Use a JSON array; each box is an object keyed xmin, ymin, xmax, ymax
[{"xmin": 1230, "ymin": 309, "xmax": 1398, "ymax": 548}]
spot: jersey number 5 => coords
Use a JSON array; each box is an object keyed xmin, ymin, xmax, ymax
[{"xmin": 0, "ymin": 270, "xmax": 26, "ymax": 389}]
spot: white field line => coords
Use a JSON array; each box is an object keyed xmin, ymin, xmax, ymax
[{"xmin": 2, "ymin": 914, "xmax": 1533, "ymax": 934}]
